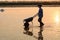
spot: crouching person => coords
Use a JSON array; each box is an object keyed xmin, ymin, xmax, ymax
[
  {"xmin": 24, "ymin": 20, "xmax": 29, "ymax": 34},
  {"xmin": 23, "ymin": 17, "xmax": 33, "ymax": 36}
]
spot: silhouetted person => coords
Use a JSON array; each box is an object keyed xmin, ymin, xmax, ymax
[
  {"xmin": 38, "ymin": 5, "xmax": 44, "ymax": 25},
  {"xmin": 23, "ymin": 17, "xmax": 33, "ymax": 36},
  {"xmin": 33, "ymin": 5, "xmax": 44, "ymax": 31},
  {"xmin": 24, "ymin": 21, "xmax": 29, "ymax": 33}
]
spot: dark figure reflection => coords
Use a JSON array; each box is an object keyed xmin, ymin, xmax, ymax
[{"xmin": 38, "ymin": 26, "xmax": 43, "ymax": 40}]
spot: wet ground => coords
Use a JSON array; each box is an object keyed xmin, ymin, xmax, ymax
[
  {"xmin": 0, "ymin": 23, "xmax": 60, "ymax": 40},
  {"xmin": 0, "ymin": 7, "xmax": 60, "ymax": 40}
]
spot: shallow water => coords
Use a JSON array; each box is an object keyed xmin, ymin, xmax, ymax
[{"xmin": 0, "ymin": 7, "xmax": 60, "ymax": 40}]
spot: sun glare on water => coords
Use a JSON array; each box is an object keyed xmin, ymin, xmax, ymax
[
  {"xmin": 55, "ymin": 15, "xmax": 59, "ymax": 23},
  {"xmin": 55, "ymin": 11, "xmax": 59, "ymax": 24}
]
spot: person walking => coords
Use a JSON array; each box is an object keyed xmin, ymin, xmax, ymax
[{"xmin": 33, "ymin": 5, "xmax": 44, "ymax": 31}]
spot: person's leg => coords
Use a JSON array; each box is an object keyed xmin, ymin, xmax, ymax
[
  {"xmin": 38, "ymin": 18, "xmax": 41, "ymax": 26},
  {"xmin": 38, "ymin": 18, "xmax": 44, "ymax": 26},
  {"xmin": 40, "ymin": 17, "xmax": 44, "ymax": 25},
  {"xmin": 38, "ymin": 18, "xmax": 44, "ymax": 31}
]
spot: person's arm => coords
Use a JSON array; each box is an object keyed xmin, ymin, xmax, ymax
[{"xmin": 33, "ymin": 13, "xmax": 38, "ymax": 18}]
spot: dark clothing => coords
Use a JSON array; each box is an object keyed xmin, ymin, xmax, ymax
[
  {"xmin": 38, "ymin": 18, "xmax": 43, "ymax": 27},
  {"xmin": 23, "ymin": 17, "xmax": 33, "ymax": 31},
  {"xmin": 24, "ymin": 22, "xmax": 29, "ymax": 31},
  {"xmin": 38, "ymin": 8, "xmax": 43, "ymax": 18},
  {"xmin": 24, "ymin": 17, "xmax": 33, "ymax": 22},
  {"xmin": 38, "ymin": 8, "xmax": 44, "ymax": 27},
  {"xmin": 23, "ymin": 17, "xmax": 33, "ymax": 36},
  {"xmin": 38, "ymin": 18, "xmax": 42, "ymax": 24}
]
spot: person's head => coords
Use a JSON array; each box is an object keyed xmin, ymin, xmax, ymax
[{"xmin": 38, "ymin": 5, "xmax": 42, "ymax": 8}]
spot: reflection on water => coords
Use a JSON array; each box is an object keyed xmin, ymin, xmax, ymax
[
  {"xmin": 38, "ymin": 26, "xmax": 43, "ymax": 40},
  {"xmin": 0, "ymin": 7, "xmax": 60, "ymax": 40},
  {"xmin": 38, "ymin": 31, "xmax": 43, "ymax": 40}
]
